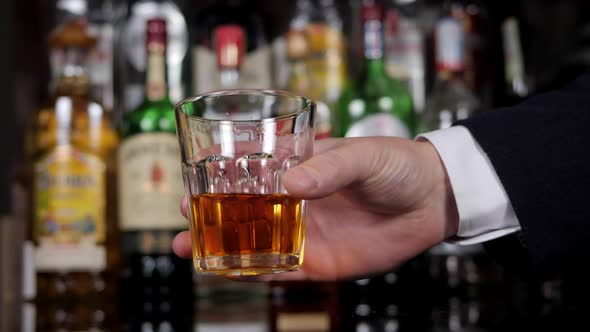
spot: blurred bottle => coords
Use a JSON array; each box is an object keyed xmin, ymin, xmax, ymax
[
  {"xmin": 118, "ymin": 251, "xmax": 193, "ymax": 332},
  {"xmin": 341, "ymin": 278, "xmax": 372, "ymax": 331},
  {"xmin": 446, "ymin": 0, "xmax": 490, "ymax": 106},
  {"xmin": 285, "ymin": 26, "xmax": 332, "ymax": 139},
  {"xmin": 190, "ymin": 0, "xmax": 272, "ymax": 94},
  {"xmin": 86, "ymin": 0, "xmax": 118, "ymax": 112},
  {"xmin": 22, "ymin": 301, "xmax": 115, "ymax": 332},
  {"xmin": 117, "ymin": 18, "xmax": 193, "ymax": 332},
  {"xmin": 51, "ymin": 0, "xmax": 119, "ymax": 113},
  {"xmin": 51, "ymin": 0, "xmax": 88, "ymax": 93},
  {"xmin": 340, "ymin": 276, "xmax": 401, "ymax": 332},
  {"xmin": 285, "ymin": 29, "xmax": 313, "ymax": 97},
  {"xmin": 336, "ymin": 0, "xmax": 415, "ymax": 138},
  {"xmin": 195, "ymin": 296, "xmax": 269, "ymax": 331},
  {"xmin": 427, "ymin": 243, "xmax": 483, "ymax": 295},
  {"xmin": 24, "ymin": 20, "xmax": 119, "ymax": 331},
  {"xmin": 115, "ymin": 0, "xmax": 188, "ymax": 115},
  {"xmin": 385, "ymin": 0, "xmax": 427, "ymax": 114},
  {"xmin": 302, "ymin": 0, "xmax": 347, "ymax": 107},
  {"xmin": 419, "ymin": 15, "xmax": 479, "ymax": 133},
  {"xmin": 421, "ymin": 14, "xmax": 483, "ymax": 292},
  {"xmin": 201, "ymin": 25, "xmax": 253, "ymax": 121},
  {"xmin": 501, "ymin": 16, "xmax": 530, "ymax": 106},
  {"xmin": 285, "ymin": 0, "xmax": 347, "ymax": 138},
  {"xmin": 432, "ymin": 296, "xmax": 484, "ymax": 332},
  {"xmin": 341, "ymin": 257, "xmax": 437, "ymax": 332},
  {"xmin": 215, "ymin": 25, "xmax": 245, "ymax": 89},
  {"xmin": 269, "ymin": 281, "xmax": 340, "ymax": 332},
  {"xmin": 0, "ymin": 217, "xmax": 19, "ymax": 332}
]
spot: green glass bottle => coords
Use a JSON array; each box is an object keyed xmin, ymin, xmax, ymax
[
  {"xmin": 120, "ymin": 19, "xmax": 176, "ymax": 138},
  {"xmin": 117, "ymin": 18, "xmax": 193, "ymax": 329},
  {"xmin": 336, "ymin": 2, "xmax": 414, "ymax": 138}
]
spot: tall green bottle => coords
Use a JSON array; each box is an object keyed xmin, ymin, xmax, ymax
[
  {"xmin": 336, "ymin": 1, "xmax": 414, "ymax": 138},
  {"xmin": 117, "ymin": 18, "xmax": 192, "ymax": 330}
]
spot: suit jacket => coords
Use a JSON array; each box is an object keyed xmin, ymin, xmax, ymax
[{"xmin": 457, "ymin": 73, "xmax": 590, "ymax": 277}]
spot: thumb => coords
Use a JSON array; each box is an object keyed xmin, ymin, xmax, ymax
[{"xmin": 283, "ymin": 137, "xmax": 390, "ymax": 199}]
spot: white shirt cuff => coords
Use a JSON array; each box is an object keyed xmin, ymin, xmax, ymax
[{"xmin": 418, "ymin": 126, "xmax": 521, "ymax": 245}]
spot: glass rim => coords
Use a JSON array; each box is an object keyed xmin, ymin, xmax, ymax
[{"xmin": 174, "ymin": 89, "xmax": 315, "ymax": 123}]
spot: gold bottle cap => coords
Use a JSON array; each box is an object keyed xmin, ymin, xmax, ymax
[
  {"xmin": 286, "ymin": 30, "xmax": 308, "ymax": 61},
  {"xmin": 49, "ymin": 19, "xmax": 97, "ymax": 49}
]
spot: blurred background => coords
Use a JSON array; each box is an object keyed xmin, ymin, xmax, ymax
[{"xmin": 2, "ymin": 0, "xmax": 590, "ymax": 331}]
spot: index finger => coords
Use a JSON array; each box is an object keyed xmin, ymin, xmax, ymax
[{"xmin": 314, "ymin": 138, "xmax": 344, "ymax": 154}]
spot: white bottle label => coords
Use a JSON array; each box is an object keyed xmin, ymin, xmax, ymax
[
  {"xmin": 345, "ymin": 113, "xmax": 410, "ymax": 138},
  {"xmin": 118, "ymin": 133, "xmax": 185, "ymax": 230},
  {"xmin": 385, "ymin": 11, "xmax": 426, "ymax": 113},
  {"xmin": 34, "ymin": 244, "xmax": 106, "ymax": 272},
  {"xmin": 435, "ymin": 17, "xmax": 465, "ymax": 72}
]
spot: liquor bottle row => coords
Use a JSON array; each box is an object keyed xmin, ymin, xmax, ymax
[
  {"xmin": 52, "ymin": 0, "xmax": 531, "ymax": 131},
  {"xmin": 19, "ymin": 262, "xmax": 567, "ymax": 332},
  {"xmin": 24, "ymin": 17, "xmax": 193, "ymax": 331},
  {"xmin": 21, "ymin": 0, "xmax": 534, "ymax": 330}
]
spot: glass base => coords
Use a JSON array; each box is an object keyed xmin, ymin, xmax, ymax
[{"xmin": 194, "ymin": 253, "xmax": 301, "ymax": 276}]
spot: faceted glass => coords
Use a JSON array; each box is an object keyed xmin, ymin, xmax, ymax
[{"xmin": 175, "ymin": 90, "xmax": 315, "ymax": 276}]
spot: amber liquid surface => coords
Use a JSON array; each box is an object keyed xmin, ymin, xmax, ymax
[{"xmin": 189, "ymin": 194, "xmax": 305, "ymax": 272}]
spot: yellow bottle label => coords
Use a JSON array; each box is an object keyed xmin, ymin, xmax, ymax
[
  {"xmin": 34, "ymin": 146, "xmax": 106, "ymax": 272},
  {"xmin": 304, "ymin": 24, "xmax": 347, "ymax": 104}
]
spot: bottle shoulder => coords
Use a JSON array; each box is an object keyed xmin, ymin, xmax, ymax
[
  {"xmin": 33, "ymin": 95, "xmax": 118, "ymax": 158},
  {"xmin": 341, "ymin": 74, "xmax": 412, "ymax": 109},
  {"xmin": 132, "ymin": 98, "xmax": 175, "ymax": 113},
  {"xmin": 121, "ymin": 99, "xmax": 176, "ymax": 137},
  {"xmin": 427, "ymin": 79, "xmax": 480, "ymax": 110},
  {"xmin": 421, "ymin": 80, "xmax": 481, "ymax": 132}
]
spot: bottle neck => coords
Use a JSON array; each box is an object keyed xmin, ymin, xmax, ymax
[
  {"xmin": 363, "ymin": 58, "xmax": 387, "ymax": 80},
  {"xmin": 363, "ymin": 19, "xmax": 385, "ymax": 61},
  {"xmin": 362, "ymin": 18, "xmax": 387, "ymax": 77},
  {"xmin": 219, "ymin": 68, "xmax": 240, "ymax": 89},
  {"xmin": 502, "ymin": 17, "xmax": 528, "ymax": 97},
  {"xmin": 145, "ymin": 41, "xmax": 169, "ymax": 102},
  {"xmin": 54, "ymin": 48, "xmax": 91, "ymax": 97}
]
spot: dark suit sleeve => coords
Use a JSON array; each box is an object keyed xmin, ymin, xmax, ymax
[{"xmin": 456, "ymin": 73, "xmax": 590, "ymax": 276}]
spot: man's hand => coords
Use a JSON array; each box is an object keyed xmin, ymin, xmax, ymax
[{"xmin": 173, "ymin": 137, "xmax": 458, "ymax": 281}]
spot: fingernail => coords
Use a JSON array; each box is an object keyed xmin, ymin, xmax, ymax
[{"xmin": 286, "ymin": 166, "xmax": 320, "ymax": 191}]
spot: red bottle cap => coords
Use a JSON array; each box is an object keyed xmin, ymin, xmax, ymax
[
  {"xmin": 362, "ymin": 1, "xmax": 383, "ymax": 22},
  {"xmin": 384, "ymin": 8, "xmax": 400, "ymax": 34},
  {"xmin": 215, "ymin": 25, "xmax": 246, "ymax": 69},
  {"xmin": 146, "ymin": 18, "xmax": 167, "ymax": 45}
]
